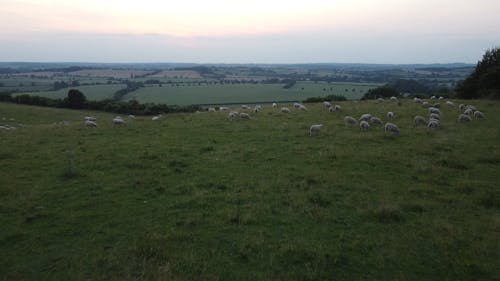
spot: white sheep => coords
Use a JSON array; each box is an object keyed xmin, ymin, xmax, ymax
[
  {"xmin": 239, "ymin": 113, "xmax": 251, "ymax": 119},
  {"xmin": 390, "ymin": 96, "xmax": 398, "ymax": 101},
  {"xmin": 208, "ymin": 107, "xmax": 216, "ymax": 112},
  {"xmin": 474, "ymin": 111, "xmax": 485, "ymax": 119},
  {"xmin": 112, "ymin": 117, "xmax": 125, "ymax": 125},
  {"xmin": 228, "ymin": 111, "xmax": 238, "ymax": 120},
  {"xmin": 377, "ymin": 98, "xmax": 384, "ymax": 103},
  {"xmin": 430, "ymin": 95, "xmax": 436, "ymax": 100},
  {"xmin": 281, "ymin": 107, "xmax": 290, "ymax": 113},
  {"xmin": 128, "ymin": 114, "xmax": 136, "ymax": 119},
  {"xmin": 458, "ymin": 114, "xmax": 472, "ymax": 122},
  {"xmin": 422, "ymin": 101, "xmax": 430, "ymax": 108},
  {"xmin": 219, "ymin": 106, "xmax": 230, "ymax": 111},
  {"xmin": 438, "ymin": 96, "xmax": 444, "ymax": 100},
  {"xmin": 428, "ymin": 120, "xmax": 440, "ymax": 129},
  {"xmin": 370, "ymin": 116, "xmax": 383, "ymax": 126},
  {"xmin": 428, "ymin": 107, "xmax": 441, "ymax": 115},
  {"xmin": 152, "ymin": 116, "xmax": 160, "ymax": 121},
  {"xmin": 359, "ymin": 113, "xmax": 372, "ymax": 121},
  {"xmin": 360, "ymin": 120, "xmax": 370, "ymax": 130},
  {"xmin": 272, "ymin": 103, "xmax": 278, "ymax": 108},
  {"xmin": 293, "ymin": 102, "xmax": 302, "ymax": 108},
  {"xmin": 429, "ymin": 113, "xmax": 440, "ymax": 120},
  {"xmin": 384, "ymin": 122, "xmax": 400, "ymax": 135},
  {"xmin": 323, "ymin": 101, "xmax": 332, "ymax": 108},
  {"xmin": 85, "ymin": 120, "xmax": 97, "ymax": 127},
  {"xmin": 344, "ymin": 116, "xmax": 357, "ymax": 127},
  {"xmin": 241, "ymin": 105, "xmax": 250, "ymax": 110},
  {"xmin": 414, "ymin": 97, "xmax": 423, "ymax": 103},
  {"xmin": 463, "ymin": 108, "xmax": 473, "ymax": 116},
  {"xmin": 84, "ymin": 116, "xmax": 97, "ymax": 121},
  {"xmin": 414, "ymin": 116, "xmax": 426, "ymax": 126},
  {"xmin": 298, "ymin": 104, "xmax": 308, "ymax": 111},
  {"xmin": 446, "ymin": 101, "xmax": 454, "ymax": 107},
  {"xmin": 328, "ymin": 107, "xmax": 335, "ymax": 112},
  {"xmin": 334, "ymin": 105, "xmax": 342, "ymax": 112},
  {"xmin": 466, "ymin": 105, "xmax": 477, "ymax": 111},
  {"xmin": 309, "ymin": 124, "xmax": 324, "ymax": 136},
  {"xmin": 459, "ymin": 104, "xmax": 465, "ymax": 111},
  {"xmin": 387, "ymin": 111, "xmax": 395, "ymax": 120}
]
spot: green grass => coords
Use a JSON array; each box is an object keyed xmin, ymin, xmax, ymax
[
  {"xmin": 15, "ymin": 84, "xmax": 127, "ymax": 101},
  {"xmin": 0, "ymin": 100, "xmax": 499, "ymax": 280},
  {"xmin": 124, "ymin": 81, "xmax": 380, "ymax": 105}
]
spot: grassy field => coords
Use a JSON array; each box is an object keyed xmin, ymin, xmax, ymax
[
  {"xmin": 15, "ymin": 84, "xmax": 127, "ymax": 101},
  {"xmin": 0, "ymin": 100, "xmax": 499, "ymax": 280},
  {"xmin": 125, "ymin": 81, "xmax": 380, "ymax": 105}
]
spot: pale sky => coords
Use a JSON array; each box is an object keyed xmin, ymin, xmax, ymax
[{"xmin": 1, "ymin": 0, "xmax": 499, "ymax": 63}]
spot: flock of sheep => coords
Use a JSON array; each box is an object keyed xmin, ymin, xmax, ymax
[{"xmin": 77, "ymin": 96, "xmax": 486, "ymax": 137}]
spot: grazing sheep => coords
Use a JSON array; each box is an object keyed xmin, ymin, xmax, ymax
[
  {"xmin": 328, "ymin": 107, "xmax": 335, "ymax": 112},
  {"xmin": 428, "ymin": 107, "xmax": 441, "ymax": 115},
  {"xmin": 359, "ymin": 113, "xmax": 372, "ymax": 121},
  {"xmin": 152, "ymin": 116, "xmax": 160, "ymax": 121},
  {"xmin": 208, "ymin": 107, "xmax": 216, "ymax": 112},
  {"xmin": 309, "ymin": 124, "xmax": 324, "ymax": 136},
  {"xmin": 241, "ymin": 105, "xmax": 250, "ymax": 110},
  {"xmin": 85, "ymin": 120, "xmax": 97, "ymax": 127},
  {"xmin": 459, "ymin": 104, "xmax": 465, "ymax": 111},
  {"xmin": 429, "ymin": 113, "xmax": 440, "ymax": 120},
  {"xmin": 239, "ymin": 113, "xmax": 251, "ymax": 119},
  {"xmin": 272, "ymin": 103, "xmax": 278, "ymax": 108},
  {"xmin": 387, "ymin": 111, "xmax": 395, "ymax": 120},
  {"xmin": 334, "ymin": 105, "xmax": 342, "ymax": 112},
  {"xmin": 463, "ymin": 108, "xmax": 473, "ymax": 116},
  {"xmin": 428, "ymin": 120, "xmax": 440, "ymax": 129},
  {"xmin": 438, "ymin": 96, "xmax": 444, "ymax": 100},
  {"xmin": 293, "ymin": 102, "xmax": 302, "ymax": 108},
  {"xmin": 219, "ymin": 106, "xmax": 230, "ymax": 111},
  {"xmin": 458, "ymin": 114, "xmax": 472, "ymax": 122},
  {"xmin": 323, "ymin": 101, "xmax": 332, "ymax": 108},
  {"xmin": 446, "ymin": 101, "xmax": 454, "ymax": 107},
  {"xmin": 298, "ymin": 104, "xmax": 308, "ymax": 111},
  {"xmin": 370, "ymin": 116, "xmax": 383, "ymax": 126},
  {"xmin": 422, "ymin": 101, "xmax": 430, "ymax": 108},
  {"xmin": 433, "ymin": 103, "xmax": 441, "ymax": 108},
  {"xmin": 384, "ymin": 122, "xmax": 400, "ymax": 135},
  {"xmin": 414, "ymin": 116, "xmax": 426, "ymax": 126},
  {"xmin": 281, "ymin": 107, "xmax": 290, "ymax": 113},
  {"xmin": 84, "ymin": 116, "xmax": 96, "ymax": 121},
  {"xmin": 414, "ymin": 97, "xmax": 423, "ymax": 103},
  {"xmin": 0, "ymin": 125, "xmax": 10, "ymax": 130},
  {"xmin": 360, "ymin": 120, "xmax": 370, "ymax": 130},
  {"xmin": 228, "ymin": 111, "xmax": 238, "ymax": 120},
  {"xmin": 344, "ymin": 116, "xmax": 357, "ymax": 127},
  {"xmin": 474, "ymin": 111, "xmax": 485, "ymax": 119},
  {"xmin": 128, "ymin": 114, "xmax": 136, "ymax": 119},
  {"xmin": 390, "ymin": 96, "xmax": 398, "ymax": 101},
  {"xmin": 430, "ymin": 95, "xmax": 436, "ymax": 100},
  {"xmin": 112, "ymin": 117, "xmax": 125, "ymax": 125},
  {"xmin": 377, "ymin": 98, "xmax": 384, "ymax": 103},
  {"xmin": 466, "ymin": 105, "xmax": 477, "ymax": 111}
]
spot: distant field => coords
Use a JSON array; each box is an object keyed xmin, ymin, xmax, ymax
[
  {"xmin": 125, "ymin": 81, "xmax": 381, "ymax": 105},
  {"xmin": 68, "ymin": 69, "xmax": 153, "ymax": 79},
  {"xmin": 15, "ymin": 84, "xmax": 127, "ymax": 100},
  {"xmin": 146, "ymin": 70, "xmax": 202, "ymax": 79}
]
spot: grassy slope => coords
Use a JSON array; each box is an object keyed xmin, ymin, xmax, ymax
[
  {"xmin": 0, "ymin": 100, "xmax": 499, "ymax": 280},
  {"xmin": 125, "ymin": 82, "xmax": 380, "ymax": 105}
]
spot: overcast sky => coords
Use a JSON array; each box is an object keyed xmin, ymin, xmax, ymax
[{"xmin": 1, "ymin": 0, "xmax": 499, "ymax": 63}]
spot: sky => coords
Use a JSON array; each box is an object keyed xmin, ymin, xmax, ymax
[{"xmin": 1, "ymin": 0, "xmax": 499, "ymax": 64}]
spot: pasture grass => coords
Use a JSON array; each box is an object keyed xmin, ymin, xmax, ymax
[
  {"xmin": 15, "ymin": 84, "xmax": 127, "ymax": 101},
  {"xmin": 0, "ymin": 99, "xmax": 499, "ymax": 280}
]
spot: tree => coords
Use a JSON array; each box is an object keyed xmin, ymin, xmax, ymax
[
  {"xmin": 65, "ymin": 89, "xmax": 87, "ymax": 109},
  {"xmin": 456, "ymin": 47, "xmax": 500, "ymax": 99},
  {"xmin": 362, "ymin": 86, "xmax": 400, "ymax": 100}
]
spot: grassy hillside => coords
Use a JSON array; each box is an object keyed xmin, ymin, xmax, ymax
[
  {"xmin": 0, "ymin": 100, "xmax": 499, "ymax": 280},
  {"xmin": 15, "ymin": 84, "xmax": 127, "ymax": 101}
]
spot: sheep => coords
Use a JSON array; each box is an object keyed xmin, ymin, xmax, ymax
[
  {"xmin": 208, "ymin": 107, "xmax": 216, "ymax": 112},
  {"xmin": 293, "ymin": 102, "xmax": 302, "ymax": 108},
  {"xmin": 414, "ymin": 97, "xmax": 423, "ymax": 103},
  {"xmin": 377, "ymin": 98, "xmax": 384, "ymax": 103},
  {"xmin": 438, "ymin": 96, "xmax": 444, "ymax": 100},
  {"xmin": 414, "ymin": 116, "xmax": 426, "ymax": 126},
  {"xmin": 422, "ymin": 101, "xmax": 430, "ymax": 108},
  {"xmin": 387, "ymin": 111, "xmax": 395, "ymax": 120},
  {"xmin": 254, "ymin": 106, "xmax": 261, "ymax": 113},
  {"xmin": 112, "ymin": 117, "xmax": 125, "ymax": 125},
  {"xmin": 85, "ymin": 120, "xmax": 97, "ymax": 127},
  {"xmin": 384, "ymin": 122, "xmax": 400, "ymax": 135},
  {"xmin": 433, "ymin": 103, "xmax": 441, "ymax": 108},
  {"xmin": 430, "ymin": 95, "xmax": 436, "ymax": 100},
  {"xmin": 466, "ymin": 105, "xmax": 477, "ymax": 111},
  {"xmin": 360, "ymin": 120, "xmax": 370, "ymax": 131},
  {"xmin": 298, "ymin": 104, "xmax": 308, "ymax": 111},
  {"xmin": 241, "ymin": 105, "xmax": 250, "ymax": 110},
  {"xmin": 309, "ymin": 124, "xmax": 324, "ymax": 136},
  {"xmin": 463, "ymin": 108, "xmax": 473, "ymax": 116},
  {"xmin": 323, "ymin": 101, "xmax": 332, "ymax": 108},
  {"xmin": 228, "ymin": 111, "xmax": 238, "ymax": 120},
  {"xmin": 459, "ymin": 104, "xmax": 465, "ymax": 111},
  {"xmin": 428, "ymin": 107, "xmax": 441, "ymax": 115},
  {"xmin": 328, "ymin": 107, "xmax": 335, "ymax": 112},
  {"xmin": 334, "ymin": 105, "xmax": 342, "ymax": 112},
  {"xmin": 84, "ymin": 116, "xmax": 96, "ymax": 121},
  {"xmin": 429, "ymin": 113, "xmax": 440, "ymax": 120},
  {"xmin": 152, "ymin": 116, "xmax": 160, "ymax": 121},
  {"xmin": 128, "ymin": 114, "xmax": 136, "ymax": 119},
  {"xmin": 474, "ymin": 111, "xmax": 485, "ymax": 119},
  {"xmin": 272, "ymin": 103, "xmax": 278, "ymax": 108},
  {"xmin": 390, "ymin": 96, "xmax": 398, "ymax": 101},
  {"xmin": 344, "ymin": 116, "xmax": 357, "ymax": 127},
  {"xmin": 359, "ymin": 113, "xmax": 372, "ymax": 121},
  {"xmin": 446, "ymin": 101, "xmax": 454, "ymax": 107},
  {"xmin": 0, "ymin": 125, "xmax": 10, "ymax": 130},
  {"xmin": 239, "ymin": 113, "xmax": 251, "ymax": 119},
  {"xmin": 428, "ymin": 120, "xmax": 440, "ymax": 129},
  {"xmin": 281, "ymin": 107, "xmax": 290, "ymax": 113},
  {"xmin": 219, "ymin": 106, "xmax": 230, "ymax": 111},
  {"xmin": 370, "ymin": 116, "xmax": 383, "ymax": 126},
  {"xmin": 458, "ymin": 114, "xmax": 472, "ymax": 122}
]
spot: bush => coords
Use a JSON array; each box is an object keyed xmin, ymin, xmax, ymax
[{"xmin": 303, "ymin": 94, "xmax": 347, "ymax": 103}]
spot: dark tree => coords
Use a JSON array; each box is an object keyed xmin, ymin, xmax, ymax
[
  {"xmin": 362, "ymin": 86, "xmax": 400, "ymax": 100},
  {"xmin": 456, "ymin": 47, "xmax": 500, "ymax": 99},
  {"xmin": 65, "ymin": 89, "xmax": 87, "ymax": 109}
]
